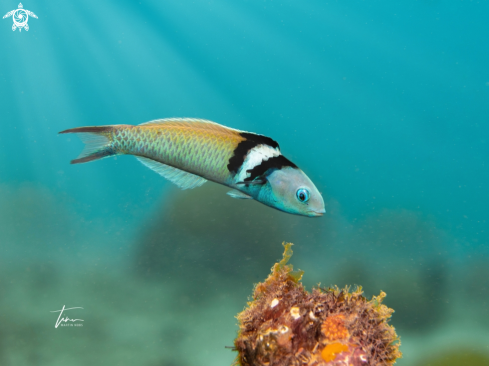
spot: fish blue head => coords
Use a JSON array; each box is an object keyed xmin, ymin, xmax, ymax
[{"xmin": 256, "ymin": 167, "xmax": 325, "ymax": 217}]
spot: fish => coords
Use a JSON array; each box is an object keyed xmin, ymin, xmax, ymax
[{"xmin": 59, "ymin": 118, "xmax": 325, "ymax": 217}]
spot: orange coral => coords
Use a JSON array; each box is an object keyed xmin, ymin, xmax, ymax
[
  {"xmin": 321, "ymin": 314, "xmax": 349, "ymax": 341},
  {"xmin": 321, "ymin": 342, "xmax": 350, "ymax": 362}
]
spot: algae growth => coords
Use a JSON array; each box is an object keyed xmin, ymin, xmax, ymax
[{"xmin": 234, "ymin": 243, "xmax": 402, "ymax": 366}]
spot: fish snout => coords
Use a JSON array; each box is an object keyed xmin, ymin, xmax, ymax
[{"xmin": 309, "ymin": 208, "xmax": 326, "ymax": 217}]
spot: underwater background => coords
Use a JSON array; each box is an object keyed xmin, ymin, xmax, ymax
[{"xmin": 0, "ymin": 0, "xmax": 488, "ymax": 365}]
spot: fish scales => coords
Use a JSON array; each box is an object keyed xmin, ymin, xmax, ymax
[{"xmin": 111, "ymin": 123, "xmax": 245, "ymax": 183}]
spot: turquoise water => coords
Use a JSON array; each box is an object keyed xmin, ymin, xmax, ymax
[{"xmin": 0, "ymin": 1, "xmax": 488, "ymax": 365}]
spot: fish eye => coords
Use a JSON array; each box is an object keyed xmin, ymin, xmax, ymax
[{"xmin": 296, "ymin": 188, "xmax": 310, "ymax": 203}]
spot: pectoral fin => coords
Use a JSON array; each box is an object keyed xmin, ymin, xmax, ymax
[{"xmin": 227, "ymin": 189, "xmax": 253, "ymax": 199}]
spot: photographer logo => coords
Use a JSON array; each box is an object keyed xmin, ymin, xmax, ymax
[
  {"xmin": 50, "ymin": 305, "xmax": 84, "ymax": 328},
  {"xmin": 3, "ymin": 3, "xmax": 37, "ymax": 32}
]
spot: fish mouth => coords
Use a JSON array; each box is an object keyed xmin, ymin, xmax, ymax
[{"xmin": 309, "ymin": 208, "xmax": 326, "ymax": 217}]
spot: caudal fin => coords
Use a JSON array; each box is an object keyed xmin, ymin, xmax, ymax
[{"xmin": 59, "ymin": 126, "xmax": 116, "ymax": 164}]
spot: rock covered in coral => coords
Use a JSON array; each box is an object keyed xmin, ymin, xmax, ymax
[{"xmin": 234, "ymin": 243, "xmax": 402, "ymax": 366}]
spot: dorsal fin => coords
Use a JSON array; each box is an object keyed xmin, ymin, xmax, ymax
[
  {"xmin": 139, "ymin": 118, "xmax": 242, "ymax": 136},
  {"xmin": 136, "ymin": 156, "xmax": 207, "ymax": 190}
]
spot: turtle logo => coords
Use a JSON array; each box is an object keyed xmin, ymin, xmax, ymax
[{"xmin": 3, "ymin": 3, "xmax": 37, "ymax": 32}]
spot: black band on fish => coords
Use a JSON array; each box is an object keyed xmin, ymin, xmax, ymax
[
  {"xmin": 227, "ymin": 132, "xmax": 280, "ymax": 174},
  {"xmin": 244, "ymin": 155, "xmax": 297, "ymax": 182}
]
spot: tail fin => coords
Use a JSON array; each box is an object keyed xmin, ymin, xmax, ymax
[{"xmin": 59, "ymin": 126, "xmax": 116, "ymax": 164}]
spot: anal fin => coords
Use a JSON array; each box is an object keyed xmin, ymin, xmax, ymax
[
  {"xmin": 136, "ymin": 157, "xmax": 207, "ymax": 190},
  {"xmin": 227, "ymin": 189, "xmax": 252, "ymax": 199}
]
